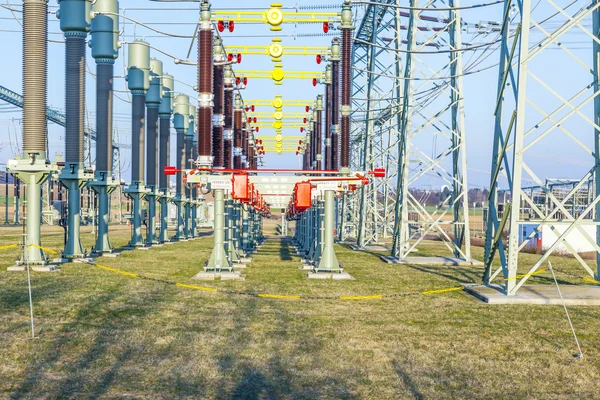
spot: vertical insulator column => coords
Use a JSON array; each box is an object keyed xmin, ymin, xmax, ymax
[
  {"xmin": 212, "ymin": 37, "xmax": 225, "ymax": 168},
  {"xmin": 242, "ymin": 123, "xmax": 249, "ymax": 168},
  {"xmin": 316, "ymin": 95, "xmax": 323, "ymax": 170},
  {"xmin": 173, "ymin": 94, "xmax": 190, "ymax": 240},
  {"xmin": 145, "ymin": 58, "xmax": 162, "ymax": 245},
  {"xmin": 197, "ymin": 1, "xmax": 213, "ymax": 166},
  {"xmin": 158, "ymin": 74, "xmax": 174, "ymax": 193},
  {"xmin": 146, "ymin": 58, "xmax": 163, "ymax": 189},
  {"xmin": 158, "ymin": 73, "xmax": 174, "ymax": 243},
  {"xmin": 57, "ymin": 0, "xmax": 91, "ymax": 260},
  {"xmin": 340, "ymin": 1, "xmax": 354, "ymax": 170},
  {"xmin": 330, "ymin": 38, "xmax": 341, "ymax": 171},
  {"xmin": 126, "ymin": 39, "xmax": 150, "ymax": 248},
  {"xmin": 325, "ymin": 64, "xmax": 333, "ymax": 171},
  {"xmin": 90, "ymin": 0, "xmax": 120, "ymax": 254},
  {"xmin": 22, "ymin": 0, "xmax": 48, "ymax": 156},
  {"xmin": 174, "ymin": 94, "xmax": 191, "ymax": 196},
  {"xmin": 131, "ymin": 93, "xmax": 146, "ymax": 182},
  {"xmin": 233, "ymin": 94, "xmax": 243, "ymax": 170},
  {"xmin": 64, "ymin": 33, "xmax": 86, "ymax": 165},
  {"xmin": 96, "ymin": 64, "xmax": 113, "ymax": 174},
  {"xmin": 223, "ymin": 66, "xmax": 234, "ymax": 169},
  {"xmin": 146, "ymin": 103, "xmax": 159, "ymax": 184}
]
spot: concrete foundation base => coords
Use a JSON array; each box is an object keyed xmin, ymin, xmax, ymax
[
  {"xmin": 299, "ymin": 264, "xmax": 314, "ymax": 271},
  {"xmin": 307, "ymin": 271, "xmax": 355, "ymax": 280},
  {"xmin": 164, "ymin": 242, "xmax": 175, "ymax": 245},
  {"xmin": 380, "ymin": 255, "xmax": 483, "ymax": 266},
  {"xmin": 192, "ymin": 271, "xmax": 246, "ymax": 281},
  {"xmin": 138, "ymin": 247, "xmax": 151, "ymax": 251},
  {"xmin": 232, "ymin": 263, "xmax": 247, "ymax": 269},
  {"xmin": 101, "ymin": 252, "xmax": 121, "ymax": 258},
  {"xmin": 152, "ymin": 244, "xmax": 164, "ymax": 248},
  {"xmin": 8, "ymin": 264, "xmax": 60, "ymax": 272},
  {"xmin": 53, "ymin": 258, "xmax": 70, "ymax": 264},
  {"xmin": 350, "ymin": 244, "xmax": 391, "ymax": 251},
  {"xmin": 239, "ymin": 257, "xmax": 252, "ymax": 263},
  {"xmin": 73, "ymin": 258, "xmax": 95, "ymax": 263},
  {"xmin": 464, "ymin": 284, "xmax": 600, "ymax": 305}
]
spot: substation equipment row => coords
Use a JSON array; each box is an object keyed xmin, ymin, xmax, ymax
[{"xmin": 6, "ymin": 0, "xmax": 382, "ymax": 281}]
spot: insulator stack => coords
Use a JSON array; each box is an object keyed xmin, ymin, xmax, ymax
[
  {"xmin": 325, "ymin": 79, "xmax": 332, "ymax": 170},
  {"xmin": 316, "ymin": 95, "xmax": 323, "ymax": 170},
  {"xmin": 341, "ymin": 29, "xmax": 352, "ymax": 169},
  {"xmin": 242, "ymin": 124, "xmax": 249, "ymax": 168},
  {"xmin": 233, "ymin": 96, "xmax": 243, "ymax": 170},
  {"xmin": 331, "ymin": 59, "xmax": 340, "ymax": 170},
  {"xmin": 212, "ymin": 38, "xmax": 225, "ymax": 168},
  {"xmin": 64, "ymin": 32, "xmax": 86, "ymax": 164},
  {"xmin": 197, "ymin": 2, "xmax": 213, "ymax": 161},
  {"xmin": 96, "ymin": 64, "xmax": 114, "ymax": 173},
  {"xmin": 223, "ymin": 67, "xmax": 234, "ymax": 169},
  {"xmin": 22, "ymin": 0, "xmax": 49, "ymax": 155}
]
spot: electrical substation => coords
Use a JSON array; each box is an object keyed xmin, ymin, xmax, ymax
[{"xmin": 1, "ymin": 0, "xmax": 600, "ymax": 397}]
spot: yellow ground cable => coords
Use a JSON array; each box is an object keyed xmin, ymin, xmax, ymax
[
  {"xmin": 340, "ymin": 295, "xmax": 383, "ymax": 301},
  {"xmin": 0, "ymin": 244, "xmax": 18, "ymax": 251},
  {"xmin": 421, "ymin": 286, "xmax": 464, "ymax": 295},
  {"xmin": 93, "ymin": 264, "xmax": 138, "ymax": 278},
  {"xmin": 258, "ymin": 293, "xmax": 301, "ymax": 300},
  {"xmin": 28, "ymin": 244, "xmax": 59, "ymax": 255},
  {"xmin": 176, "ymin": 283, "xmax": 219, "ymax": 293},
  {"xmin": 505, "ymin": 269, "xmax": 546, "ymax": 281}
]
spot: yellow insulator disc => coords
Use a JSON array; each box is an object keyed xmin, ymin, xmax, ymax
[
  {"xmin": 269, "ymin": 43, "xmax": 284, "ymax": 58},
  {"xmin": 275, "ymin": 134, "xmax": 283, "ymax": 141},
  {"xmin": 272, "ymin": 67, "xmax": 284, "ymax": 82},
  {"xmin": 272, "ymin": 121, "xmax": 283, "ymax": 129},
  {"xmin": 273, "ymin": 111, "xmax": 283, "ymax": 120},
  {"xmin": 275, "ymin": 141, "xmax": 283, "ymax": 148},
  {"xmin": 266, "ymin": 7, "xmax": 284, "ymax": 27},
  {"xmin": 273, "ymin": 97, "xmax": 283, "ymax": 109}
]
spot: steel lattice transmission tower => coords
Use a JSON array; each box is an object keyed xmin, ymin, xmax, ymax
[
  {"xmin": 350, "ymin": 0, "xmax": 474, "ymax": 263},
  {"xmin": 350, "ymin": 0, "xmax": 402, "ymax": 246},
  {"xmin": 484, "ymin": 0, "xmax": 600, "ymax": 294}
]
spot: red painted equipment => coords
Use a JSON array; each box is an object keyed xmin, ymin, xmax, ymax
[
  {"xmin": 294, "ymin": 181, "xmax": 312, "ymax": 211},
  {"xmin": 231, "ymin": 174, "xmax": 250, "ymax": 201}
]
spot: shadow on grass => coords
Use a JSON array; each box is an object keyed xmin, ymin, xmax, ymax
[
  {"xmin": 9, "ymin": 283, "xmax": 187, "ymax": 399},
  {"xmin": 215, "ymin": 298, "xmax": 358, "ymax": 400},
  {"xmin": 278, "ymin": 239, "xmax": 293, "ymax": 261},
  {"xmin": 392, "ymin": 360, "xmax": 426, "ymax": 400}
]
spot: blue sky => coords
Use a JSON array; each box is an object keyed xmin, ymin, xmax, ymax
[{"xmin": 0, "ymin": 0, "xmax": 597, "ymax": 190}]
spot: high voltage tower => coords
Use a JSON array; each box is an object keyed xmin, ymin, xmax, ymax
[{"xmin": 1, "ymin": 0, "xmax": 600, "ymax": 295}]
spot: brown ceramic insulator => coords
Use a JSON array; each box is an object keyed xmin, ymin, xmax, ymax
[
  {"xmin": 212, "ymin": 126, "xmax": 224, "ymax": 167},
  {"xmin": 198, "ymin": 29, "xmax": 213, "ymax": 94},
  {"xmin": 325, "ymin": 83, "xmax": 332, "ymax": 171},
  {"xmin": 233, "ymin": 110, "xmax": 242, "ymax": 169},
  {"xmin": 331, "ymin": 61, "xmax": 340, "ymax": 125},
  {"xmin": 224, "ymin": 85, "xmax": 233, "ymax": 129},
  {"xmin": 316, "ymin": 110, "xmax": 322, "ymax": 171},
  {"xmin": 197, "ymin": 106, "xmax": 212, "ymax": 157},
  {"xmin": 331, "ymin": 60, "xmax": 340, "ymax": 170},
  {"xmin": 242, "ymin": 127, "xmax": 248, "ymax": 161},
  {"xmin": 311, "ymin": 121, "xmax": 317, "ymax": 167},
  {"xmin": 213, "ymin": 66, "xmax": 224, "ymax": 114},
  {"xmin": 341, "ymin": 28, "xmax": 352, "ymax": 168},
  {"xmin": 197, "ymin": 27, "xmax": 213, "ymax": 158},
  {"xmin": 223, "ymin": 139, "xmax": 232, "ymax": 169}
]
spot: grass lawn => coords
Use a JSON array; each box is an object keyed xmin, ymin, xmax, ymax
[{"xmin": 1, "ymin": 221, "xmax": 599, "ymax": 399}]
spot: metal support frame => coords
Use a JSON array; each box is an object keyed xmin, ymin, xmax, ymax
[{"xmin": 483, "ymin": 0, "xmax": 600, "ymax": 294}]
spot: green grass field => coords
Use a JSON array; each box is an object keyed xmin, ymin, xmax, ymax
[{"xmin": 1, "ymin": 222, "xmax": 599, "ymax": 399}]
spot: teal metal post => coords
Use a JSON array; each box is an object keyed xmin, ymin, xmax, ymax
[
  {"xmin": 316, "ymin": 190, "xmax": 342, "ymax": 272},
  {"xmin": 205, "ymin": 189, "xmax": 232, "ymax": 271}
]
